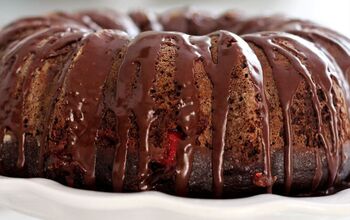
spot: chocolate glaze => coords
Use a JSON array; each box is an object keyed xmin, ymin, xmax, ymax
[
  {"xmin": 94, "ymin": 32, "xmax": 130, "ymax": 190},
  {"xmin": 244, "ymin": 32, "xmax": 345, "ymax": 193},
  {"xmin": 112, "ymin": 32, "xmax": 201, "ymax": 193},
  {"xmin": 46, "ymin": 30, "xmax": 130, "ymax": 188},
  {"xmin": 112, "ymin": 30, "xmax": 271, "ymax": 196},
  {"xmin": 0, "ymin": 26, "xmax": 88, "ymax": 174},
  {"xmin": 22, "ymin": 28, "xmax": 90, "ymax": 177},
  {"xmin": 1, "ymin": 8, "xmax": 350, "ymax": 198},
  {"xmin": 171, "ymin": 35, "xmax": 200, "ymax": 196},
  {"xmin": 278, "ymin": 22, "xmax": 350, "ymax": 86},
  {"xmin": 112, "ymin": 32, "xmax": 161, "ymax": 191},
  {"xmin": 190, "ymin": 31, "xmax": 272, "ymax": 196}
]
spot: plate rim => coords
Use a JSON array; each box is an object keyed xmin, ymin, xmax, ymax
[{"xmin": 1, "ymin": 175, "xmax": 350, "ymax": 219}]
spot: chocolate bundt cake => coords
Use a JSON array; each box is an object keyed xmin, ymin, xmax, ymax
[{"xmin": 1, "ymin": 7, "xmax": 350, "ymax": 198}]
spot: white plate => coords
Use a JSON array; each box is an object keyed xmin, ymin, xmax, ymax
[{"xmin": 0, "ymin": 176, "xmax": 350, "ymax": 220}]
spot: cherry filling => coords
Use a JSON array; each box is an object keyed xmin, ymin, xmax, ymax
[
  {"xmin": 252, "ymin": 172, "xmax": 277, "ymax": 187},
  {"xmin": 161, "ymin": 131, "xmax": 182, "ymax": 166}
]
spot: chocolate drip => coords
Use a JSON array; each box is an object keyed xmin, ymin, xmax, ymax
[
  {"xmin": 92, "ymin": 31, "xmax": 129, "ymax": 190},
  {"xmin": 112, "ymin": 31, "xmax": 270, "ymax": 196},
  {"xmin": 0, "ymin": 26, "xmax": 87, "ymax": 172},
  {"xmin": 48, "ymin": 30, "xmax": 128, "ymax": 188},
  {"xmin": 244, "ymin": 32, "xmax": 343, "ymax": 193},
  {"xmin": 190, "ymin": 31, "xmax": 270, "ymax": 196},
  {"xmin": 282, "ymin": 25, "xmax": 350, "ymax": 97},
  {"xmin": 199, "ymin": 32, "xmax": 234, "ymax": 197},
  {"xmin": 171, "ymin": 35, "xmax": 200, "ymax": 196},
  {"xmin": 24, "ymin": 30, "xmax": 89, "ymax": 172},
  {"xmin": 113, "ymin": 32, "xmax": 202, "ymax": 194},
  {"xmin": 277, "ymin": 22, "xmax": 350, "ymax": 56},
  {"xmin": 113, "ymin": 32, "xmax": 163, "ymax": 191},
  {"xmin": 23, "ymin": 30, "xmax": 90, "ymax": 178},
  {"xmin": 312, "ymin": 148, "xmax": 323, "ymax": 191},
  {"xmin": 231, "ymin": 34, "xmax": 274, "ymax": 193}
]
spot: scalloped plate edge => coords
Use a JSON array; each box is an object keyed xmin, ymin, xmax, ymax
[{"xmin": 0, "ymin": 176, "xmax": 350, "ymax": 220}]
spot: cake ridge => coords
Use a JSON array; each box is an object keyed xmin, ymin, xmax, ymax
[{"xmin": 243, "ymin": 31, "xmax": 345, "ymax": 193}]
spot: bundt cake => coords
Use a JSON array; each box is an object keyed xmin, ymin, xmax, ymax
[{"xmin": 1, "ymin": 7, "xmax": 350, "ymax": 198}]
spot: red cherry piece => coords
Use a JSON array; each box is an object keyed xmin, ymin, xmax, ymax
[
  {"xmin": 252, "ymin": 172, "xmax": 277, "ymax": 187},
  {"xmin": 161, "ymin": 131, "xmax": 181, "ymax": 166}
]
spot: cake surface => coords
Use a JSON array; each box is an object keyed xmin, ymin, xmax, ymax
[{"xmin": 1, "ymin": 7, "xmax": 350, "ymax": 198}]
